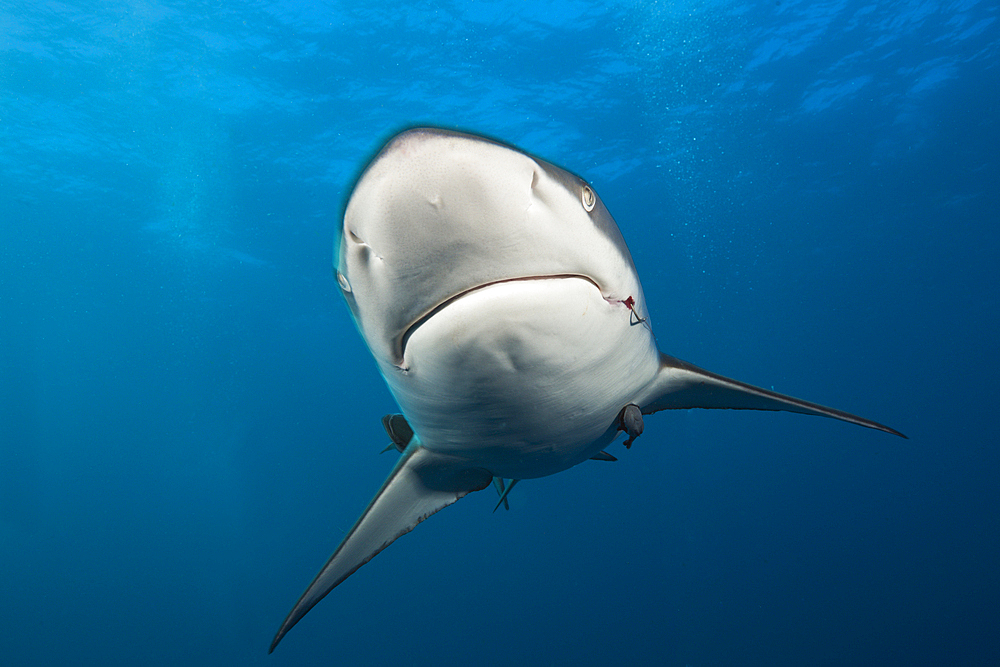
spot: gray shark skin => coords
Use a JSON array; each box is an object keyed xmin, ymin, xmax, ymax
[{"xmin": 269, "ymin": 128, "xmax": 904, "ymax": 653}]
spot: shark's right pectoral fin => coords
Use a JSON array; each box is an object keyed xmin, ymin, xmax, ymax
[
  {"xmin": 269, "ymin": 443, "xmax": 492, "ymax": 653},
  {"xmin": 640, "ymin": 353, "xmax": 906, "ymax": 438}
]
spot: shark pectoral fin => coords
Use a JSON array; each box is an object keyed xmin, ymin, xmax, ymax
[
  {"xmin": 269, "ymin": 443, "xmax": 492, "ymax": 653},
  {"xmin": 640, "ymin": 354, "xmax": 906, "ymax": 438}
]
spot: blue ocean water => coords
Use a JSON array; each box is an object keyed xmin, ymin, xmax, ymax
[{"xmin": 2, "ymin": 1, "xmax": 997, "ymax": 665}]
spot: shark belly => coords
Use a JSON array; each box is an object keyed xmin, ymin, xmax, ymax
[{"xmin": 380, "ymin": 277, "xmax": 660, "ymax": 480}]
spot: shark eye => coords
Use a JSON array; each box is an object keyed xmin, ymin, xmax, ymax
[{"xmin": 581, "ymin": 185, "xmax": 596, "ymax": 212}]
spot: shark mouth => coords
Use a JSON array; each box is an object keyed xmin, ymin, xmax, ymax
[{"xmin": 397, "ymin": 273, "xmax": 602, "ymax": 364}]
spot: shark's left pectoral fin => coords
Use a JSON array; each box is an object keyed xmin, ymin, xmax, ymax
[
  {"xmin": 640, "ymin": 354, "xmax": 906, "ymax": 438},
  {"xmin": 269, "ymin": 443, "xmax": 492, "ymax": 653}
]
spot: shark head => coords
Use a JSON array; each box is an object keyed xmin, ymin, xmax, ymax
[
  {"xmin": 335, "ymin": 128, "xmax": 660, "ymax": 479},
  {"xmin": 269, "ymin": 128, "xmax": 904, "ymax": 652},
  {"xmin": 337, "ymin": 128, "xmax": 644, "ymax": 367}
]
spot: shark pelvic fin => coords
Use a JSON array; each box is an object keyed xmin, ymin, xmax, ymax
[
  {"xmin": 492, "ymin": 477, "xmax": 510, "ymax": 510},
  {"xmin": 493, "ymin": 478, "xmax": 520, "ymax": 513}
]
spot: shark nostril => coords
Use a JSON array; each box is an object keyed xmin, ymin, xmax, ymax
[{"xmin": 336, "ymin": 271, "xmax": 351, "ymax": 293}]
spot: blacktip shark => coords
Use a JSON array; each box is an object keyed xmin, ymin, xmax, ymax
[{"xmin": 269, "ymin": 127, "xmax": 904, "ymax": 652}]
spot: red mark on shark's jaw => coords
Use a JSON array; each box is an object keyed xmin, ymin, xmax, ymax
[{"xmin": 621, "ymin": 295, "xmax": 646, "ymax": 325}]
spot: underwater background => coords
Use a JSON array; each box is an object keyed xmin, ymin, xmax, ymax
[{"xmin": 2, "ymin": 1, "xmax": 997, "ymax": 665}]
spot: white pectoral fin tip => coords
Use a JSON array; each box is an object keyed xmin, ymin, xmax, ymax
[
  {"xmin": 648, "ymin": 354, "xmax": 907, "ymax": 438},
  {"xmin": 269, "ymin": 444, "xmax": 492, "ymax": 653}
]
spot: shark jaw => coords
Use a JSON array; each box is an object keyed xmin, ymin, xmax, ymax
[
  {"xmin": 389, "ymin": 275, "xmax": 659, "ymax": 481},
  {"xmin": 398, "ymin": 273, "xmax": 603, "ymax": 366}
]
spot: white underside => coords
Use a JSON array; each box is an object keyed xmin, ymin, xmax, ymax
[{"xmin": 378, "ymin": 277, "xmax": 661, "ymax": 479}]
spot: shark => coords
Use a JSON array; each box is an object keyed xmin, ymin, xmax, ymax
[{"xmin": 269, "ymin": 127, "xmax": 904, "ymax": 652}]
